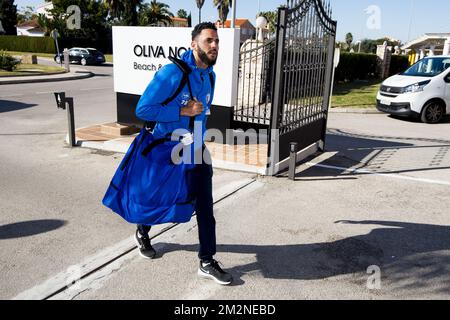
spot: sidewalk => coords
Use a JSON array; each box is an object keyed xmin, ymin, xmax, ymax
[
  {"xmin": 15, "ymin": 148, "xmax": 448, "ymax": 300},
  {"xmin": 9, "ymin": 111, "xmax": 448, "ymax": 300},
  {"xmin": 73, "ymin": 123, "xmax": 269, "ymax": 175}
]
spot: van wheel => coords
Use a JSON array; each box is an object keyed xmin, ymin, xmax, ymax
[
  {"xmin": 55, "ymin": 56, "xmax": 61, "ymax": 64},
  {"xmin": 81, "ymin": 58, "xmax": 87, "ymax": 66},
  {"xmin": 421, "ymin": 101, "xmax": 444, "ymax": 124}
]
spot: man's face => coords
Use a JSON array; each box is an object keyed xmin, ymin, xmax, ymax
[{"xmin": 192, "ymin": 29, "xmax": 220, "ymax": 66}]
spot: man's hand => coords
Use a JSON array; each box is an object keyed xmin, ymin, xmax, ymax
[{"xmin": 180, "ymin": 98, "xmax": 204, "ymax": 117}]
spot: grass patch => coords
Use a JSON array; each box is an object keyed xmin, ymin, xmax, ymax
[
  {"xmin": 331, "ymin": 79, "xmax": 381, "ymax": 108},
  {"xmin": 6, "ymin": 51, "xmax": 55, "ymax": 59},
  {"xmin": 0, "ymin": 63, "xmax": 65, "ymax": 76},
  {"xmin": 8, "ymin": 51, "xmax": 114, "ymax": 63}
]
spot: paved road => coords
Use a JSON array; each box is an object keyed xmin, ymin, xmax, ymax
[
  {"xmin": 1, "ymin": 71, "xmax": 449, "ymax": 299},
  {"xmin": 52, "ymin": 113, "xmax": 449, "ymax": 300},
  {"xmin": 0, "ymin": 66, "xmax": 256, "ymax": 299}
]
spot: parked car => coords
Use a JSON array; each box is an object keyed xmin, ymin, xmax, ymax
[
  {"xmin": 54, "ymin": 47, "xmax": 106, "ymax": 65},
  {"xmin": 376, "ymin": 55, "xmax": 450, "ymax": 123}
]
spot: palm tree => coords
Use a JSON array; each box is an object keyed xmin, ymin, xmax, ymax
[
  {"xmin": 195, "ymin": 0, "xmax": 205, "ymax": 24},
  {"xmin": 103, "ymin": 0, "xmax": 142, "ymax": 25},
  {"xmin": 103, "ymin": 0, "xmax": 125, "ymax": 20},
  {"xmin": 177, "ymin": 9, "xmax": 188, "ymax": 19},
  {"xmin": 139, "ymin": 0, "xmax": 173, "ymax": 26},
  {"xmin": 345, "ymin": 32, "xmax": 353, "ymax": 51},
  {"xmin": 213, "ymin": 0, "xmax": 232, "ymax": 27}
]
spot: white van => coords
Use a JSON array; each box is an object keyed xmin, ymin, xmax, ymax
[{"xmin": 376, "ymin": 55, "xmax": 450, "ymax": 123}]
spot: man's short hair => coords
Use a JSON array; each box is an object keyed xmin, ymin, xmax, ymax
[{"xmin": 192, "ymin": 22, "xmax": 218, "ymax": 40}]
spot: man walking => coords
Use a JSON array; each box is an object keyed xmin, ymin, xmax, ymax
[{"xmin": 134, "ymin": 22, "xmax": 233, "ymax": 286}]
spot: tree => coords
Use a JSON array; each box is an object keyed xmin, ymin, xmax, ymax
[
  {"xmin": 139, "ymin": 0, "xmax": 173, "ymax": 26},
  {"xmin": 103, "ymin": 0, "xmax": 124, "ymax": 21},
  {"xmin": 213, "ymin": 0, "xmax": 232, "ymax": 27},
  {"xmin": 103, "ymin": 0, "xmax": 143, "ymax": 25},
  {"xmin": 257, "ymin": 10, "xmax": 277, "ymax": 36},
  {"xmin": 195, "ymin": 0, "xmax": 204, "ymax": 24},
  {"xmin": 42, "ymin": 0, "xmax": 109, "ymax": 46},
  {"xmin": 177, "ymin": 9, "xmax": 187, "ymax": 19},
  {"xmin": 0, "ymin": 0, "xmax": 18, "ymax": 35},
  {"xmin": 187, "ymin": 12, "xmax": 192, "ymax": 27},
  {"xmin": 345, "ymin": 32, "xmax": 353, "ymax": 51},
  {"xmin": 17, "ymin": 5, "xmax": 36, "ymax": 24}
]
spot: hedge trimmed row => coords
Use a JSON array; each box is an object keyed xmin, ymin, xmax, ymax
[
  {"xmin": 335, "ymin": 52, "xmax": 410, "ymax": 82},
  {"xmin": 389, "ymin": 54, "xmax": 409, "ymax": 76},
  {"xmin": 335, "ymin": 52, "xmax": 378, "ymax": 82},
  {"xmin": 0, "ymin": 35, "xmax": 56, "ymax": 53}
]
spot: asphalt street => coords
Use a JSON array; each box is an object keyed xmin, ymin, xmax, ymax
[
  {"xmin": 0, "ymin": 64, "xmax": 449, "ymax": 299},
  {"xmin": 0, "ymin": 62, "xmax": 256, "ymax": 299}
]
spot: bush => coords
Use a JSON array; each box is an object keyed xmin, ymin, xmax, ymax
[
  {"xmin": 335, "ymin": 52, "xmax": 378, "ymax": 82},
  {"xmin": 389, "ymin": 55, "xmax": 409, "ymax": 76},
  {"xmin": 0, "ymin": 51, "xmax": 21, "ymax": 71},
  {"xmin": 0, "ymin": 35, "xmax": 56, "ymax": 53}
]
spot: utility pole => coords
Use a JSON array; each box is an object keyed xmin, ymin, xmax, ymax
[
  {"xmin": 407, "ymin": 0, "xmax": 414, "ymax": 42},
  {"xmin": 231, "ymin": 0, "xmax": 237, "ymax": 28}
]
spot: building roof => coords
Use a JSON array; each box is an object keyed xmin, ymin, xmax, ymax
[
  {"xmin": 16, "ymin": 20, "xmax": 44, "ymax": 32},
  {"xmin": 217, "ymin": 19, "xmax": 254, "ymax": 28},
  {"xmin": 172, "ymin": 17, "xmax": 188, "ymax": 22},
  {"xmin": 402, "ymin": 33, "xmax": 450, "ymax": 50},
  {"xmin": 17, "ymin": 20, "xmax": 40, "ymax": 28}
]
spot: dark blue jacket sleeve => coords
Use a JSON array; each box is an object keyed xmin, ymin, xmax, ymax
[{"xmin": 135, "ymin": 64, "xmax": 184, "ymax": 122}]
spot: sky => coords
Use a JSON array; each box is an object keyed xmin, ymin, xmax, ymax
[{"xmin": 14, "ymin": 0, "xmax": 450, "ymax": 44}]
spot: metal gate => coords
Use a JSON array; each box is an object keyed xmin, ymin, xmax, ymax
[
  {"xmin": 234, "ymin": 0, "xmax": 337, "ymax": 174},
  {"xmin": 235, "ymin": 38, "xmax": 275, "ymax": 126}
]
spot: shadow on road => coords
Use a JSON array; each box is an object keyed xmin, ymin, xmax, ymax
[
  {"xmin": 278, "ymin": 128, "xmax": 450, "ymax": 180},
  {"xmin": 156, "ymin": 220, "xmax": 450, "ymax": 294},
  {"xmin": 0, "ymin": 219, "xmax": 67, "ymax": 239},
  {"xmin": 0, "ymin": 100, "xmax": 38, "ymax": 113},
  {"xmin": 389, "ymin": 114, "xmax": 450, "ymax": 124}
]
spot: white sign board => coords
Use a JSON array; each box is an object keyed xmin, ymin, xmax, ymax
[{"xmin": 112, "ymin": 26, "xmax": 240, "ymax": 107}]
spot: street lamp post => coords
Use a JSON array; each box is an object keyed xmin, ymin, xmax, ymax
[{"xmin": 231, "ymin": 0, "xmax": 237, "ymax": 28}]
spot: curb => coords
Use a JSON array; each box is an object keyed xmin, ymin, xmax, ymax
[
  {"xmin": 0, "ymin": 71, "xmax": 94, "ymax": 85},
  {"xmin": 329, "ymin": 107, "xmax": 381, "ymax": 114},
  {"xmin": 0, "ymin": 70, "xmax": 67, "ymax": 78}
]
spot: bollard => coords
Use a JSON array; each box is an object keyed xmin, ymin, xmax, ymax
[
  {"xmin": 63, "ymin": 48, "xmax": 70, "ymax": 72},
  {"xmin": 288, "ymin": 142, "xmax": 298, "ymax": 180},
  {"xmin": 54, "ymin": 92, "xmax": 76, "ymax": 147}
]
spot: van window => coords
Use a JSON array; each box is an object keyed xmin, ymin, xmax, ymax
[{"xmin": 402, "ymin": 57, "xmax": 450, "ymax": 77}]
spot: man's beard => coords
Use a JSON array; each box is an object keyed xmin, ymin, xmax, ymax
[{"xmin": 197, "ymin": 47, "xmax": 217, "ymax": 66}]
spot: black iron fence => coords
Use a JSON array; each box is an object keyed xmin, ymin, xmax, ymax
[{"xmin": 233, "ymin": 0, "xmax": 336, "ymax": 174}]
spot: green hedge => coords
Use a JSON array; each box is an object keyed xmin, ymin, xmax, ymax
[
  {"xmin": 389, "ymin": 55, "xmax": 409, "ymax": 76},
  {"xmin": 335, "ymin": 52, "xmax": 378, "ymax": 82},
  {"xmin": 0, "ymin": 35, "xmax": 56, "ymax": 53}
]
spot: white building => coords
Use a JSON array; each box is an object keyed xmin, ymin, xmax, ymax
[
  {"xmin": 402, "ymin": 33, "xmax": 450, "ymax": 63},
  {"xmin": 16, "ymin": 20, "xmax": 45, "ymax": 37}
]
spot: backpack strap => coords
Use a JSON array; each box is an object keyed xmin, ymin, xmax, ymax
[
  {"xmin": 161, "ymin": 56, "xmax": 193, "ymax": 106},
  {"xmin": 208, "ymin": 72, "xmax": 215, "ymax": 88},
  {"xmin": 144, "ymin": 56, "xmax": 193, "ymax": 131}
]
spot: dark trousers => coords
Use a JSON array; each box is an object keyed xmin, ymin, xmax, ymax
[{"xmin": 138, "ymin": 161, "xmax": 216, "ymax": 262}]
